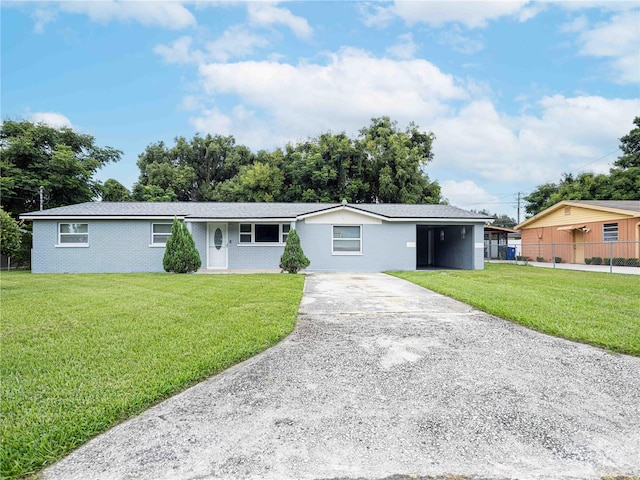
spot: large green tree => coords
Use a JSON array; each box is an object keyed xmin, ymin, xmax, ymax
[
  {"xmin": 101, "ymin": 179, "xmax": 131, "ymax": 201},
  {"xmin": 0, "ymin": 120, "xmax": 122, "ymax": 216},
  {"xmin": 524, "ymin": 117, "xmax": 640, "ymax": 216},
  {"xmin": 134, "ymin": 134, "xmax": 253, "ymax": 201}
]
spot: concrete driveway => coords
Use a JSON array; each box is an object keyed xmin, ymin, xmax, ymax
[{"xmin": 43, "ymin": 273, "xmax": 640, "ymax": 480}]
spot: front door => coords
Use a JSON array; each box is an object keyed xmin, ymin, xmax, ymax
[
  {"xmin": 573, "ymin": 230, "xmax": 584, "ymax": 264},
  {"xmin": 208, "ymin": 223, "xmax": 228, "ymax": 269}
]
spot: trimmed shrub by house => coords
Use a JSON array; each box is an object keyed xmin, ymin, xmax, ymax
[
  {"xmin": 536, "ymin": 256, "xmax": 544, "ymax": 262},
  {"xmin": 585, "ymin": 258, "xmax": 592, "ymax": 264},
  {"xmin": 279, "ymin": 229, "xmax": 310, "ymax": 274},
  {"xmin": 554, "ymin": 257, "xmax": 562, "ymax": 263},
  {"xmin": 592, "ymin": 257, "xmax": 603, "ymax": 265},
  {"xmin": 163, "ymin": 217, "xmax": 201, "ymax": 273}
]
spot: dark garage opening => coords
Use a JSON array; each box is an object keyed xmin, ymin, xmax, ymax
[{"xmin": 416, "ymin": 225, "xmax": 473, "ymax": 270}]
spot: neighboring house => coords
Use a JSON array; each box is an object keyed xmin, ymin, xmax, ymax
[
  {"xmin": 484, "ymin": 225, "xmax": 519, "ymax": 260},
  {"xmin": 515, "ymin": 200, "xmax": 640, "ymax": 264},
  {"xmin": 20, "ymin": 202, "xmax": 490, "ymax": 273}
]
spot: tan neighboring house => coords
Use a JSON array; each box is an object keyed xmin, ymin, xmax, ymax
[{"xmin": 516, "ymin": 200, "xmax": 640, "ymax": 264}]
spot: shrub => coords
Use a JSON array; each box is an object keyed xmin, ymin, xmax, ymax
[
  {"xmin": 625, "ymin": 258, "xmax": 639, "ymax": 267},
  {"xmin": 536, "ymin": 256, "xmax": 544, "ymax": 262},
  {"xmin": 279, "ymin": 229, "xmax": 310, "ymax": 274},
  {"xmin": 516, "ymin": 255, "xmax": 530, "ymax": 262},
  {"xmin": 585, "ymin": 258, "xmax": 592, "ymax": 265},
  {"xmin": 592, "ymin": 257, "xmax": 602, "ymax": 265},
  {"xmin": 602, "ymin": 258, "xmax": 611, "ymax": 266},
  {"xmin": 613, "ymin": 257, "xmax": 626, "ymax": 266},
  {"xmin": 554, "ymin": 257, "xmax": 562, "ymax": 263},
  {"xmin": 163, "ymin": 217, "xmax": 201, "ymax": 273}
]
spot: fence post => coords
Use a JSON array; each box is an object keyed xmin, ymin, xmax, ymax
[
  {"xmin": 609, "ymin": 242, "xmax": 613, "ymax": 274},
  {"xmin": 552, "ymin": 243, "xmax": 556, "ymax": 269}
]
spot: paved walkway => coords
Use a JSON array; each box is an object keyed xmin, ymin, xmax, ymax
[{"xmin": 43, "ymin": 273, "xmax": 640, "ymax": 480}]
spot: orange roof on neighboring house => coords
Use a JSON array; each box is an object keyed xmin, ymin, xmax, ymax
[{"xmin": 516, "ymin": 200, "xmax": 640, "ymax": 230}]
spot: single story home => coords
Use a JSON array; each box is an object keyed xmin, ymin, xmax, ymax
[
  {"xmin": 20, "ymin": 202, "xmax": 491, "ymax": 273},
  {"xmin": 515, "ymin": 200, "xmax": 640, "ymax": 264}
]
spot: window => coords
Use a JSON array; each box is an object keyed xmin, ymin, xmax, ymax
[
  {"xmin": 603, "ymin": 223, "xmax": 618, "ymax": 242},
  {"xmin": 239, "ymin": 224, "xmax": 289, "ymax": 244},
  {"xmin": 59, "ymin": 223, "xmax": 88, "ymax": 244},
  {"xmin": 333, "ymin": 225, "xmax": 361, "ymax": 254},
  {"xmin": 152, "ymin": 223, "xmax": 172, "ymax": 245},
  {"xmin": 239, "ymin": 224, "xmax": 252, "ymax": 243}
]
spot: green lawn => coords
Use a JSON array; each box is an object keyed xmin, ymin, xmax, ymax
[
  {"xmin": 390, "ymin": 264, "xmax": 640, "ymax": 357},
  {"xmin": 0, "ymin": 272, "xmax": 305, "ymax": 479}
]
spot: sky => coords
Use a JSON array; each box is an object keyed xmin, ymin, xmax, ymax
[{"xmin": 2, "ymin": 0, "xmax": 639, "ymax": 221}]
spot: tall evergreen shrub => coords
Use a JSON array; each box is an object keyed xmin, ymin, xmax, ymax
[
  {"xmin": 279, "ymin": 229, "xmax": 310, "ymax": 274},
  {"xmin": 163, "ymin": 217, "xmax": 201, "ymax": 273}
]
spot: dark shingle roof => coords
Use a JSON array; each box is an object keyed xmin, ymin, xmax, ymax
[{"xmin": 20, "ymin": 201, "xmax": 490, "ymax": 221}]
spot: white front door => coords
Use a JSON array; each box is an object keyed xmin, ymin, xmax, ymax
[{"xmin": 208, "ymin": 223, "xmax": 228, "ymax": 269}]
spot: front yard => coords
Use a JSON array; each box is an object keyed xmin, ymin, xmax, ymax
[
  {"xmin": 391, "ymin": 264, "xmax": 640, "ymax": 357},
  {"xmin": 0, "ymin": 272, "xmax": 304, "ymax": 479}
]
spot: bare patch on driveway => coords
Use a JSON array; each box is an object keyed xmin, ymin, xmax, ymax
[{"xmin": 43, "ymin": 273, "xmax": 640, "ymax": 480}]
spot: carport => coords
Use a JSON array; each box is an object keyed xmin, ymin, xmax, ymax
[{"xmin": 416, "ymin": 224, "xmax": 476, "ymax": 269}]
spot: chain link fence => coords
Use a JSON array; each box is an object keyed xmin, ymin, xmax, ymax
[{"xmin": 486, "ymin": 241, "xmax": 640, "ymax": 274}]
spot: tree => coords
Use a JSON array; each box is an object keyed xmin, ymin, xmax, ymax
[
  {"xmin": 0, "ymin": 208, "xmax": 22, "ymax": 260},
  {"xmin": 101, "ymin": 179, "xmax": 131, "ymax": 201},
  {"xmin": 163, "ymin": 217, "xmax": 201, "ymax": 273},
  {"xmin": 357, "ymin": 117, "xmax": 441, "ymax": 204},
  {"xmin": 0, "ymin": 120, "xmax": 122, "ymax": 217},
  {"xmin": 135, "ymin": 134, "xmax": 253, "ymax": 201},
  {"xmin": 279, "ymin": 229, "xmax": 310, "ymax": 273},
  {"xmin": 615, "ymin": 116, "xmax": 639, "ymax": 169},
  {"xmin": 135, "ymin": 118, "xmax": 443, "ymax": 205}
]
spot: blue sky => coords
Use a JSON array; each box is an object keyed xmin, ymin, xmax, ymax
[{"xmin": 2, "ymin": 1, "xmax": 639, "ymax": 220}]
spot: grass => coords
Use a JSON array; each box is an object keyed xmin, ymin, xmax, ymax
[
  {"xmin": 390, "ymin": 263, "xmax": 640, "ymax": 357},
  {"xmin": 0, "ymin": 272, "xmax": 305, "ymax": 479}
]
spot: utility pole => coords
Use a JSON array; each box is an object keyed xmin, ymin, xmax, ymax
[
  {"xmin": 516, "ymin": 192, "xmax": 521, "ymax": 225},
  {"xmin": 39, "ymin": 186, "xmax": 44, "ymax": 211}
]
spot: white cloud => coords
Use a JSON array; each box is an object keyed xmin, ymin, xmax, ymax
[
  {"xmin": 206, "ymin": 25, "xmax": 270, "ymax": 62},
  {"xmin": 32, "ymin": 7, "xmax": 56, "ymax": 33},
  {"xmin": 383, "ymin": 1, "xmax": 533, "ymax": 28},
  {"xmin": 386, "ymin": 33, "xmax": 418, "ymax": 60},
  {"xmin": 438, "ymin": 28, "xmax": 484, "ymax": 54},
  {"xmin": 431, "ymin": 95, "xmax": 639, "ymax": 185},
  {"xmin": 573, "ymin": 12, "xmax": 640, "ymax": 84},
  {"xmin": 59, "ymin": 1, "xmax": 196, "ymax": 29},
  {"xmin": 247, "ymin": 2, "xmax": 312, "ymax": 40},
  {"xmin": 154, "ymin": 36, "xmax": 202, "ymax": 64},
  {"xmin": 359, "ymin": 2, "xmax": 398, "ymax": 28},
  {"xmin": 29, "ymin": 112, "xmax": 73, "ymax": 129},
  {"xmin": 440, "ymin": 179, "xmax": 502, "ymax": 212},
  {"xmin": 193, "ymin": 47, "xmax": 467, "ymax": 147}
]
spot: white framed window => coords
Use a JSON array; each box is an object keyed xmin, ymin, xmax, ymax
[
  {"xmin": 238, "ymin": 224, "xmax": 289, "ymax": 244},
  {"xmin": 58, "ymin": 223, "xmax": 88, "ymax": 245},
  {"xmin": 151, "ymin": 223, "xmax": 172, "ymax": 245},
  {"xmin": 603, "ymin": 223, "xmax": 618, "ymax": 242},
  {"xmin": 333, "ymin": 225, "xmax": 361, "ymax": 254}
]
